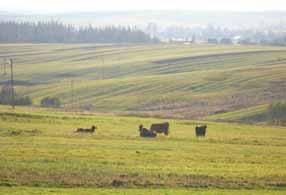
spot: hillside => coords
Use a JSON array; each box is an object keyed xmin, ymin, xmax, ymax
[
  {"xmin": 0, "ymin": 43, "xmax": 286, "ymax": 119},
  {"xmin": 205, "ymin": 104, "xmax": 269, "ymax": 123}
]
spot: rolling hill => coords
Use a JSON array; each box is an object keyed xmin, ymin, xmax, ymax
[
  {"xmin": 204, "ymin": 104, "xmax": 269, "ymax": 123},
  {"xmin": 0, "ymin": 43, "xmax": 286, "ymax": 120}
]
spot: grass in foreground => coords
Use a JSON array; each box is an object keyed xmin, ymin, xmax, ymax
[
  {"xmin": 1, "ymin": 187, "xmax": 286, "ymax": 195},
  {"xmin": 0, "ymin": 105, "xmax": 286, "ymax": 192}
]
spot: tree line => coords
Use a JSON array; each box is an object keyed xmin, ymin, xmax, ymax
[
  {"xmin": 0, "ymin": 21, "xmax": 159, "ymax": 43},
  {"xmin": 0, "ymin": 85, "xmax": 32, "ymax": 106},
  {"xmin": 0, "ymin": 84, "xmax": 61, "ymax": 108}
]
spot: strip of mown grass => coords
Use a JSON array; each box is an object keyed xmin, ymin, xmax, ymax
[
  {"xmin": 1, "ymin": 44, "xmax": 286, "ymax": 118},
  {"xmin": 0, "ymin": 187, "xmax": 286, "ymax": 195},
  {"xmin": 205, "ymin": 104, "xmax": 269, "ymax": 123}
]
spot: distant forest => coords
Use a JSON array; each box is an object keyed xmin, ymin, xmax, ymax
[{"xmin": 0, "ymin": 21, "xmax": 159, "ymax": 43}]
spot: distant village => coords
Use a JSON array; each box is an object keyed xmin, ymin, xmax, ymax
[
  {"xmin": 167, "ymin": 36, "xmax": 285, "ymax": 46},
  {"xmin": 146, "ymin": 22, "xmax": 286, "ymax": 46},
  {"xmin": 168, "ymin": 36, "xmax": 258, "ymax": 45}
]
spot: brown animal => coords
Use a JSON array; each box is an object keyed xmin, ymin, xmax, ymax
[
  {"xmin": 76, "ymin": 125, "xmax": 96, "ymax": 133},
  {"xmin": 139, "ymin": 124, "xmax": 157, "ymax": 138},
  {"xmin": 150, "ymin": 122, "xmax": 169, "ymax": 135},
  {"xmin": 195, "ymin": 125, "xmax": 207, "ymax": 137}
]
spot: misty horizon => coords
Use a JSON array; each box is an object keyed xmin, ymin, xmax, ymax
[
  {"xmin": 2, "ymin": 0, "xmax": 286, "ymax": 13},
  {"xmin": 2, "ymin": 9, "xmax": 286, "ymax": 15}
]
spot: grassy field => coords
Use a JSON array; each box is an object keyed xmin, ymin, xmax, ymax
[
  {"xmin": 0, "ymin": 43, "xmax": 286, "ymax": 119},
  {"xmin": 1, "ymin": 187, "xmax": 286, "ymax": 195},
  {"xmin": 0, "ymin": 105, "xmax": 285, "ymax": 194},
  {"xmin": 0, "ymin": 43, "xmax": 286, "ymax": 194}
]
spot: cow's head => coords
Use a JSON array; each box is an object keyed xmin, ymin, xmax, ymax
[{"xmin": 139, "ymin": 124, "xmax": 143, "ymax": 131}]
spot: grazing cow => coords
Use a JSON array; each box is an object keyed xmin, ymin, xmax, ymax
[
  {"xmin": 195, "ymin": 125, "xmax": 207, "ymax": 137},
  {"xmin": 150, "ymin": 122, "xmax": 169, "ymax": 135},
  {"xmin": 76, "ymin": 125, "xmax": 96, "ymax": 133},
  {"xmin": 139, "ymin": 125, "xmax": 157, "ymax": 138}
]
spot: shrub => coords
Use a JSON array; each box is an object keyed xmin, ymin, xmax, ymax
[
  {"xmin": 40, "ymin": 96, "xmax": 61, "ymax": 108},
  {"xmin": 268, "ymin": 102, "xmax": 286, "ymax": 125}
]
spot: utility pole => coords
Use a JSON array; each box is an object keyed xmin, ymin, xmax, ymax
[
  {"xmin": 101, "ymin": 56, "xmax": 105, "ymax": 80},
  {"xmin": 10, "ymin": 59, "xmax": 15, "ymax": 110},
  {"xmin": 2, "ymin": 58, "xmax": 7, "ymax": 75},
  {"xmin": 71, "ymin": 79, "xmax": 75, "ymax": 112},
  {"xmin": 101, "ymin": 56, "xmax": 105, "ymax": 96}
]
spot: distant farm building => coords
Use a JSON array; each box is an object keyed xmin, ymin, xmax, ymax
[
  {"xmin": 220, "ymin": 38, "xmax": 233, "ymax": 44},
  {"xmin": 208, "ymin": 38, "xmax": 218, "ymax": 44}
]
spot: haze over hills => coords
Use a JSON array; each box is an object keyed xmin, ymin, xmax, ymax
[
  {"xmin": 1, "ymin": 10, "xmax": 286, "ymax": 29},
  {"xmin": 2, "ymin": 10, "xmax": 286, "ymax": 44}
]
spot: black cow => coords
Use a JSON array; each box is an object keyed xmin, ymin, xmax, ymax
[
  {"xmin": 195, "ymin": 125, "xmax": 207, "ymax": 137},
  {"xmin": 139, "ymin": 125, "xmax": 157, "ymax": 138},
  {"xmin": 150, "ymin": 122, "xmax": 169, "ymax": 135},
  {"xmin": 76, "ymin": 125, "xmax": 96, "ymax": 133}
]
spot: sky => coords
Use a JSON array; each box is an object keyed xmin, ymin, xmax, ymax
[{"xmin": 1, "ymin": 0, "xmax": 286, "ymax": 13}]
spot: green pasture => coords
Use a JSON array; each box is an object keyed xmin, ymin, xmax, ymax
[
  {"xmin": 0, "ymin": 106, "xmax": 285, "ymax": 194},
  {"xmin": 0, "ymin": 187, "xmax": 285, "ymax": 195},
  {"xmin": 0, "ymin": 43, "xmax": 286, "ymax": 194}
]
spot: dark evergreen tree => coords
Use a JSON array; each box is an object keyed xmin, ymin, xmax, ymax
[{"xmin": 0, "ymin": 21, "xmax": 158, "ymax": 43}]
